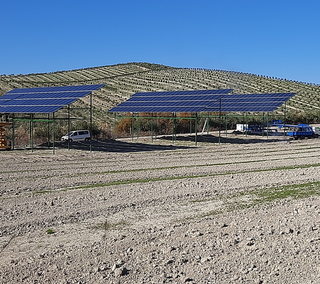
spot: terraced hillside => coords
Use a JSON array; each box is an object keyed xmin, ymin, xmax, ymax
[{"xmin": 1, "ymin": 62, "xmax": 320, "ymax": 125}]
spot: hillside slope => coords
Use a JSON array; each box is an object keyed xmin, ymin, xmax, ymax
[{"xmin": 1, "ymin": 62, "xmax": 320, "ymax": 124}]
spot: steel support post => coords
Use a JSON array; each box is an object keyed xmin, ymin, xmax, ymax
[
  {"xmin": 90, "ymin": 92, "xmax": 93, "ymax": 152},
  {"xmin": 68, "ymin": 105, "xmax": 70, "ymax": 150},
  {"xmin": 172, "ymin": 113, "xmax": 176, "ymax": 144},
  {"xmin": 31, "ymin": 114, "xmax": 34, "ymax": 152},
  {"xmin": 12, "ymin": 114, "xmax": 15, "ymax": 150},
  {"xmin": 267, "ymin": 112, "xmax": 269, "ymax": 138},
  {"xmin": 47, "ymin": 113, "xmax": 50, "ymax": 148},
  {"xmin": 137, "ymin": 115, "xmax": 139, "ymax": 139},
  {"xmin": 284, "ymin": 102, "xmax": 287, "ymax": 137},
  {"xmin": 262, "ymin": 112, "xmax": 265, "ymax": 137},
  {"xmin": 151, "ymin": 113, "xmax": 154, "ymax": 143},
  {"xmin": 245, "ymin": 113, "xmax": 248, "ymax": 137},
  {"xmin": 53, "ymin": 113, "xmax": 55, "ymax": 155},
  {"xmin": 29, "ymin": 115, "xmax": 32, "ymax": 149},
  {"xmin": 195, "ymin": 114, "xmax": 198, "ymax": 146},
  {"xmin": 131, "ymin": 114, "xmax": 134, "ymax": 141},
  {"xmin": 225, "ymin": 114, "xmax": 228, "ymax": 136},
  {"xmin": 219, "ymin": 98, "xmax": 222, "ymax": 144},
  {"xmin": 113, "ymin": 113, "xmax": 116, "ymax": 139}
]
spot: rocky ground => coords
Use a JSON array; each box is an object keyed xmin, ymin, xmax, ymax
[{"xmin": 1, "ymin": 134, "xmax": 320, "ymax": 283}]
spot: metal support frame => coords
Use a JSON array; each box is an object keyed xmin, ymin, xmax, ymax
[
  {"xmin": 2, "ymin": 88, "xmax": 96, "ymax": 154},
  {"xmin": 137, "ymin": 114, "xmax": 140, "ymax": 139},
  {"xmin": 131, "ymin": 113, "xmax": 134, "ymax": 141},
  {"xmin": 111, "ymin": 110, "xmax": 287, "ymax": 147},
  {"xmin": 67, "ymin": 105, "xmax": 71, "ymax": 150},
  {"xmin": 12, "ymin": 114, "xmax": 15, "ymax": 150},
  {"xmin": 284, "ymin": 102, "xmax": 287, "ymax": 137},
  {"xmin": 225, "ymin": 114, "xmax": 228, "ymax": 136},
  {"xmin": 267, "ymin": 112, "xmax": 269, "ymax": 138},
  {"xmin": 219, "ymin": 98, "xmax": 222, "ymax": 144},
  {"xmin": 195, "ymin": 113, "xmax": 198, "ymax": 146},
  {"xmin": 31, "ymin": 114, "xmax": 34, "ymax": 152},
  {"xmin": 151, "ymin": 113, "xmax": 154, "ymax": 143},
  {"xmin": 90, "ymin": 92, "xmax": 93, "ymax": 152},
  {"xmin": 12, "ymin": 117, "xmax": 55, "ymax": 154},
  {"xmin": 113, "ymin": 113, "xmax": 116, "ymax": 139},
  {"xmin": 47, "ymin": 113, "xmax": 50, "ymax": 148}
]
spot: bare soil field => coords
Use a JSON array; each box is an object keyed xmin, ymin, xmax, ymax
[{"xmin": 1, "ymin": 134, "xmax": 320, "ymax": 283}]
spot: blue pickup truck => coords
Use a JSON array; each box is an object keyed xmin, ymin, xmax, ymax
[{"xmin": 286, "ymin": 124, "xmax": 318, "ymax": 140}]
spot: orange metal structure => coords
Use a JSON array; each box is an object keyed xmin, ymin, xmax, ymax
[{"xmin": 0, "ymin": 122, "xmax": 11, "ymax": 149}]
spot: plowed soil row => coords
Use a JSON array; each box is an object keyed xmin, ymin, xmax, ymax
[{"xmin": 1, "ymin": 136, "xmax": 320, "ymax": 283}]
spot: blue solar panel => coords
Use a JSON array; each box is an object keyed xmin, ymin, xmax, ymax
[
  {"xmin": 0, "ymin": 105, "xmax": 63, "ymax": 113},
  {"xmin": 2, "ymin": 98, "xmax": 77, "ymax": 106},
  {"xmin": 0, "ymin": 94, "xmax": 23, "ymax": 99},
  {"xmin": 133, "ymin": 89, "xmax": 233, "ymax": 97},
  {"xmin": 4, "ymin": 91, "xmax": 92, "ymax": 99},
  {"xmin": 109, "ymin": 91, "xmax": 295, "ymax": 113},
  {"xmin": 108, "ymin": 89, "xmax": 233, "ymax": 113},
  {"xmin": 128, "ymin": 94, "xmax": 226, "ymax": 102},
  {"xmin": 7, "ymin": 84, "xmax": 105, "ymax": 94},
  {"xmin": 203, "ymin": 93, "xmax": 295, "ymax": 112},
  {"xmin": 0, "ymin": 84, "xmax": 104, "ymax": 113},
  {"xmin": 224, "ymin": 93, "xmax": 295, "ymax": 99}
]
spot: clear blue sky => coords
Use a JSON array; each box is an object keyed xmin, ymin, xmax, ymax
[{"xmin": 1, "ymin": 0, "xmax": 319, "ymax": 84}]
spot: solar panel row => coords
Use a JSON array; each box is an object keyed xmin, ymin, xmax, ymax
[
  {"xmin": 224, "ymin": 93, "xmax": 294, "ymax": 99},
  {"xmin": 0, "ymin": 106, "xmax": 62, "ymax": 113},
  {"xmin": 133, "ymin": 89, "xmax": 233, "ymax": 97},
  {"xmin": 6, "ymin": 84, "xmax": 105, "ymax": 94},
  {"xmin": 202, "ymin": 93, "xmax": 295, "ymax": 112},
  {"xmin": 1, "ymin": 98, "xmax": 77, "ymax": 106},
  {"xmin": 128, "ymin": 95, "xmax": 226, "ymax": 102},
  {"xmin": 108, "ymin": 91, "xmax": 295, "ymax": 113},
  {"xmin": 108, "ymin": 89, "xmax": 232, "ymax": 113},
  {"xmin": 0, "ymin": 84, "xmax": 105, "ymax": 113},
  {"xmin": 2, "ymin": 91, "xmax": 94, "ymax": 99},
  {"xmin": 0, "ymin": 86, "xmax": 295, "ymax": 114}
]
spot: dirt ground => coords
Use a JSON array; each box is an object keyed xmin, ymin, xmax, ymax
[{"xmin": 1, "ymin": 134, "xmax": 320, "ymax": 283}]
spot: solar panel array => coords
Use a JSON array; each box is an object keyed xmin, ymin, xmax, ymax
[
  {"xmin": 109, "ymin": 91, "xmax": 295, "ymax": 113},
  {"xmin": 0, "ymin": 84, "xmax": 105, "ymax": 114},
  {"xmin": 204, "ymin": 93, "xmax": 296, "ymax": 112},
  {"xmin": 108, "ymin": 89, "xmax": 233, "ymax": 113},
  {"xmin": 0, "ymin": 86, "xmax": 296, "ymax": 114}
]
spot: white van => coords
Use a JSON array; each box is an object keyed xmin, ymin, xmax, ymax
[{"xmin": 61, "ymin": 130, "xmax": 91, "ymax": 142}]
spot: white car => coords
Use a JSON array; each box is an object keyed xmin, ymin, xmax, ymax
[{"xmin": 61, "ymin": 130, "xmax": 91, "ymax": 142}]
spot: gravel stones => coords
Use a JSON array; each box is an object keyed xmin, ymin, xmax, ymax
[{"xmin": 1, "ymin": 138, "xmax": 320, "ymax": 283}]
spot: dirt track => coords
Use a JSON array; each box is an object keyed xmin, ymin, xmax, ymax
[{"xmin": 1, "ymin": 135, "xmax": 320, "ymax": 283}]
